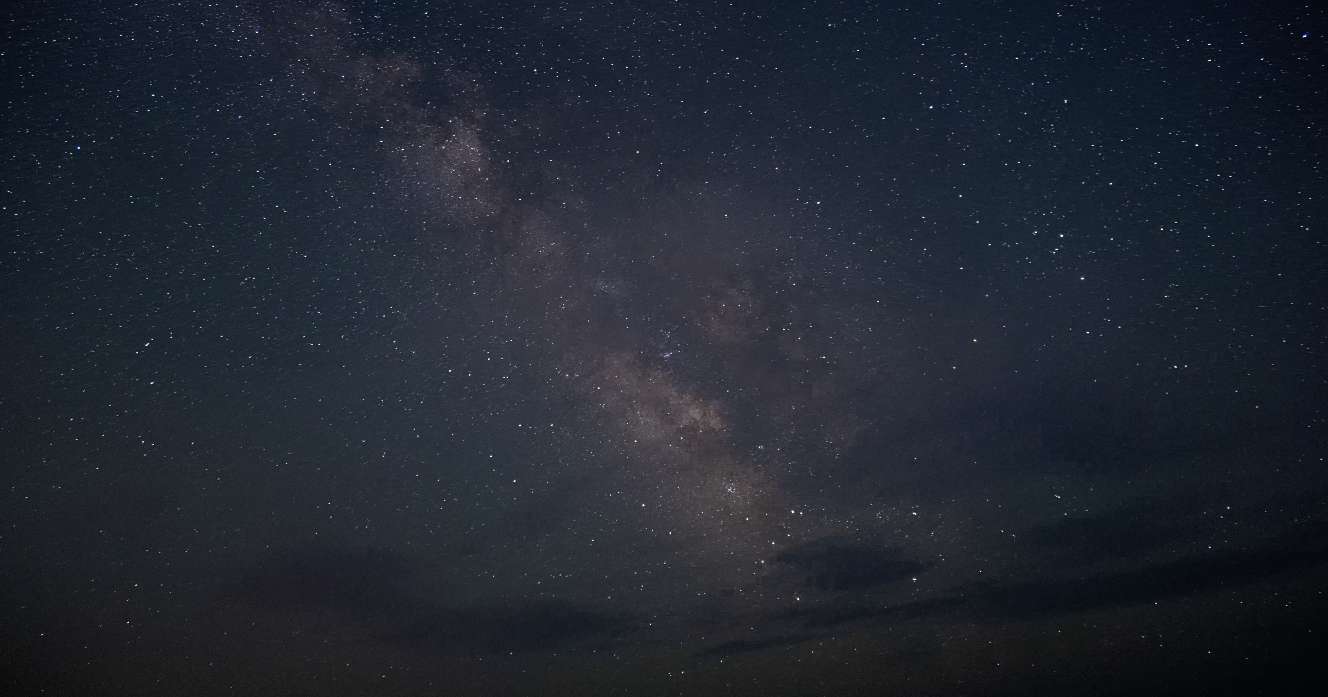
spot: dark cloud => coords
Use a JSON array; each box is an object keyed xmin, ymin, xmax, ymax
[
  {"xmin": 1019, "ymin": 500, "xmax": 1190, "ymax": 565},
  {"xmin": 694, "ymin": 633, "xmax": 819, "ymax": 658},
  {"xmin": 224, "ymin": 547, "xmax": 633, "ymax": 654},
  {"xmin": 969, "ymin": 521, "xmax": 1328, "ymax": 620},
  {"xmin": 772, "ymin": 596, "xmax": 969, "ymax": 631},
  {"xmin": 223, "ymin": 546, "xmax": 415, "ymax": 617},
  {"xmin": 772, "ymin": 520, "xmax": 1328, "ymax": 633},
  {"xmin": 395, "ymin": 601, "xmax": 632, "ymax": 654},
  {"xmin": 776, "ymin": 538, "xmax": 929, "ymax": 591}
]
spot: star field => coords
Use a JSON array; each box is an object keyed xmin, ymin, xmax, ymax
[{"xmin": 3, "ymin": 1, "xmax": 1327, "ymax": 695}]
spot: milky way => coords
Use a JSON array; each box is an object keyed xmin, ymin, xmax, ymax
[
  {"xmin": 5, "ymin": 1, "xmax": 1326, "ymax": 694},
  {"xmin": 273, "ymin": 3, "xmax": 900, "ymax": 586}
]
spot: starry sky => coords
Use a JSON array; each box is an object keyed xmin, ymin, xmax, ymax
[{"xmin": 3, "ymin": 1, "xmax": 1327, "ymax": 695}]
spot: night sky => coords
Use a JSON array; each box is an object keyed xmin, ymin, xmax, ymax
[{"xmin": 3, "ymin": 1, "xmax": 1327, "ymax": 695}]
